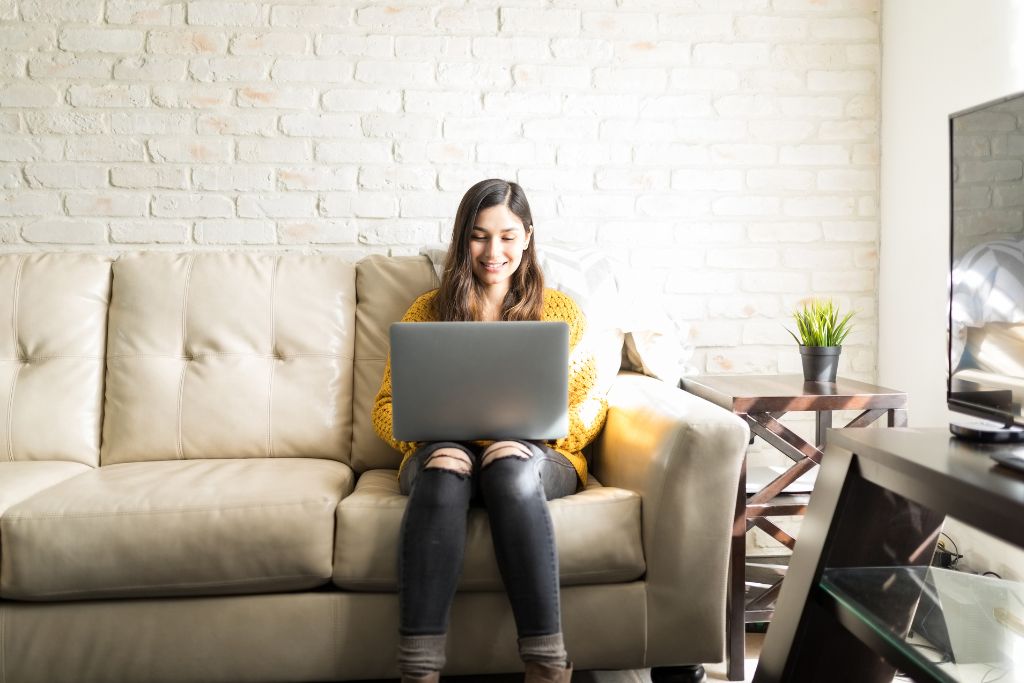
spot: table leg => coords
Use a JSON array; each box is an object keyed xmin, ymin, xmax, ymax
[
  {"xmin": 815, "ymin": 410, "xmax": 832, "ymax": 448},
  {"xmin": 888, "ymin": 409, "xmax": 908, "ymax": 427}
]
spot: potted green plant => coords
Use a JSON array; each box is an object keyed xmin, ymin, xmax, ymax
[{"xmin": 786, "ymin": 298, "xmax": 855, "ymax": 382}]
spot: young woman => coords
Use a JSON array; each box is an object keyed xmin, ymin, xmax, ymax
[{"xmin": 372, "ymin": 179, "xmax": 608, "ymax": 683}]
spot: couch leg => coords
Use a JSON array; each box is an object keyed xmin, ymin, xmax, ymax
[{"xmin": 650, "ymin": 665, "xmax": 707, "ymax": 683}]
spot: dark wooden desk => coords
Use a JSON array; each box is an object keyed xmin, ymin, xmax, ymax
[
  {"xmin": 681, "ymin": 374, "xmax": 908, "ymax": 681},
  {"xmin": 753, "ymin": 428, "xmax": 1024, "ymax": 683}
]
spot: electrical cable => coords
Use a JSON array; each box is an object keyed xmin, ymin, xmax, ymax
[
  {"xmin": 980, "ymin": 665, "xmax": 1007, "ymax": 683},
  {"xmin": 937, "ymin": 532, "xmax": 963, "ymax": 569},
  {"xmin": 940, "ymin": 531, "xmax": 959, "ymax": 557}
]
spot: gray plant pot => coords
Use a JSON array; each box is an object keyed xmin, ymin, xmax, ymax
[{"xmin": 799, "ymin": 345, "xmax": 841, "ymax": 382}]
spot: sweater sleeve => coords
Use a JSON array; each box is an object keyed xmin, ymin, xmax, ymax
[
  {"xmin": 371, "ymin": 291, "xmax": 436, "ymax": 461},
  {"xmin": 544, "ymin": 292, "xmax": 608, "ymax": 486}
]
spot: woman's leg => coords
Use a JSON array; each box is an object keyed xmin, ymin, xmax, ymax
[
  {"xmin": 397, "ymin": 442, "xmax": 476, "ymax": 677},
  {"xmin": 477, "ymin": 440, "xmax": 577, "ymax": 670}
]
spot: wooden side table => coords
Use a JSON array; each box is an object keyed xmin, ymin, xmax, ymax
[{"xmin": 681, "ymin": 374, "xmax": 908, "ymax": 682}]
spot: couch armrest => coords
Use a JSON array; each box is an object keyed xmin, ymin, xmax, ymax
[{"xmin": 591, "ymin": 372, "xmax": 749, "ymax": 666}]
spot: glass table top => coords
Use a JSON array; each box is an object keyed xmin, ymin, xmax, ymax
[{"xmin": 821, "ymin": 566, "xmax": 1024, "ymax": 683}]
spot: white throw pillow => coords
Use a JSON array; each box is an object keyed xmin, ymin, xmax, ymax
[
  {"xmin": 537, "ymin": 245, "xmax": 626, "ymax": 395},
  {"xmin": 418, "ymin": 245, "xmax": 692, "ymax": 388}
]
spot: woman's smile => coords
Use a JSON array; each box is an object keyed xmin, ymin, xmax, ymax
[{"xmin": 469, "ymin": 204, "xmax": 531, "ymax": 291}]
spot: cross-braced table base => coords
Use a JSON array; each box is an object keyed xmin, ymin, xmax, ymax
[
  {"xmin": 740, "ymin": 406, "xmax": 907, "ymax": 622},
  {"xmin": 682, "ymin": 375, "xmax": 908, "ymax": 682}
]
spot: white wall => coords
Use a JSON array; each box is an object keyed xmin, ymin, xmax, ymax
[
  {"xmin": 0, "ymin": 0, "xmax": 881, "ymax": 384},
  {"xmin": 879, "ymin": 0, "xmax": 1024, "ymax": 425},
  {"xmin": 880, "ymin": 0, "xmax": 1024, "ymax": 580}
]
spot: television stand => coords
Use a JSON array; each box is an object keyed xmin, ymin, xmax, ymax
[
  {"xmin": 753, "ymin": 428, "xmax": 1024, "ymax": 683},
  {"xmin": 950, "ymin": 419, "xmax": 1024, "ymax": 443}
]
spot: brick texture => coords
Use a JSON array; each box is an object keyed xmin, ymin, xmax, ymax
[{"xmin": 0, "ymin": 0, "xmax": 881, "ymax": 388}]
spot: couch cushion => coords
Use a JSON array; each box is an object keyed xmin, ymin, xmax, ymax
[
  {"xmin": 0, "ymin": 461, "xmax": 93, "ymax": 589},
  {"xmin": 0, "ymin": 462, "xmax": 93, "ymax": 516},
  {"xmin": 1, "ymin": 458, "xmax": 354, "ymax": 600},
  {"xmin": 351, "ymin": 255, "xmax": 438, "ymax": 472},
  {"xmin": 102, "ymin": 253, "xmax": 356, "ymax": 465},
  {"xmin": 0, "ymin": 254, "xmax": 111, "ymax": 466},
  {"xmin": 333, "ymin": 470, "xmax": 644, "ymax": 591}
]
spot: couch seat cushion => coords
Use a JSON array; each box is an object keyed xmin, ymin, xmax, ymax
[
  {"xmin": 0, "ymin": 462, "xmax": 93, "ymax": 516},
  {"xmin": 0, "ymin": 461, "xmax": 94, "ymax": 588},
  {"xmin": 333, "ymin": 470, "xmax": 644, "ymax": 591},
  {"xmin": 1, "ymin": 458, "xmax": 354, "ymax": 601}
]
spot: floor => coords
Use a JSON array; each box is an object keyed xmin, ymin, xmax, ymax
[{"xmin": 356, "ymin": 632, "xmax": 765, "ymax": 683}]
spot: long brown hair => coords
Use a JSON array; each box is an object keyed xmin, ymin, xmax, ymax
[{"xmin": 433, "ymin": 179, "xmax": 545, "ymax": 321}]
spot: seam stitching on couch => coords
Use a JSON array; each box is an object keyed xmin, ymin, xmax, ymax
[
  {"xmin": 267, "ymin": 359, "xmax": 276, "ymax": 458},
  {"xmin": 339, "ymin": 494, "xmax": 639, "ymax": 509},
  {"xmin": 105, "ymin": 352, "xmax": 353, "ymax": 360},
  {"xmin": 5, "ymin": 257, "xmax": 25, "ymax": 463},
  {"xmin": 3, "ymin": 499, "xmax": 331, "ymax": 520},
  {"xmin": 334, "ymin": 564, "xmax": 646, "ymax": 586},
  {"xmin": 334, "ymin": 569, "xmax": 649, "ymax": 593},
  {"xmin": 0, "ymin": 355, "xmax": 104, "ymax": 362},
  {"xmin": 177, "ymin": 255, "xmax": 195, "ymax": 461},
  {"xmin": 4, "ymin": 365, "xmax": 20, "ymax": 464},
  {"xmin": 268, "ymin": 256, "xmax": 278, "ymax": 458},
  {"xmin": 17, "ymin": 572, "xmax": 329, "ymax": 599},
  {"xmin": 10, "ymin": 256, "xmax": 22, "ymax": 362}
]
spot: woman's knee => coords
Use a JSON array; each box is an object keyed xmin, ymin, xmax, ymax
[
  {"xmin": 405, "ymin": 446, "xmax": 473, "ymax": 509},
  {"xmin": 480, "ymin": 440, "xmax": 533, "ymax": 468},
  {"xmin": 479, "ymin": 442, "xmax": 541, "ymax": 499},
  {"xmin": 423, "ymin": 445, "xmax": 474, "ymax": 476},
  {"xmin": 402, "ymin": 442, "xmax": 475, "ymax": 497}
]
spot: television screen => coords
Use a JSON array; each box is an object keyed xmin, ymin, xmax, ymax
[{"xmin": 948, "ymin": 90, "xmax": 1024, "ymax": 429}]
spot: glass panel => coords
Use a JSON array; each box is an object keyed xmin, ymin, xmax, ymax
[{"xmin": 821, "ymin": 567, "xmax": 1024, "ymax": 683}]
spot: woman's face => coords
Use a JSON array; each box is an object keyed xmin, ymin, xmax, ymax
[{"xmin": 468, "ymin": 204, "xmax": 532, "ymax": 289}]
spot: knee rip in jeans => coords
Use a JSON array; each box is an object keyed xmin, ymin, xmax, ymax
[
  {"xmin": 481, "ymin": 440, "xmax": 532, "ymax": 468},
  {"xmin": 423, "ymin": 448, "xmax": 473, "ymax": 476}
]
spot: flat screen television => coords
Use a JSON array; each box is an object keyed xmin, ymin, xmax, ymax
[{"xmin": 948, "ymin": 90, "xmax": 1024, "ymax": 441}]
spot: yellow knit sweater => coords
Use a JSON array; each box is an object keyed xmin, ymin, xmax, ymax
[{"xmin": 372, "ymin": 288, "xmax": 607, "ymax": 486}]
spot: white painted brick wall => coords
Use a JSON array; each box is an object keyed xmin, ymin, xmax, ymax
[{"xmin": 0, "ymin": 0, "xmax": 881, "ymax": 391}]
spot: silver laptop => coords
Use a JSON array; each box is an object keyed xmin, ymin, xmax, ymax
[{"xmin": 389, "ymin": 321, "xmax": 569, "ymax": 442}]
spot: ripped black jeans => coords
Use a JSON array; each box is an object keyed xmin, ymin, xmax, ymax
[{"xmin": 397, "ymin": 440, "xmax": 579, "ymax": 639}]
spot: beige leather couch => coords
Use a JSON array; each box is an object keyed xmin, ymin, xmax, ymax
[{"xmin": 0, "ymin": 251, "xmax": 748, "ymax": 683}]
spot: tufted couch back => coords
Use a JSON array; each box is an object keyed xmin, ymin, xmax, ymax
[
  {"xmin": 0, "ymin": 252, "xmax": 445, "ymax": 474},
  {"xmin": 350, "ymin": 254, "xmax": 439, "ymax": 472},
  {"xmin": 2, "ymin": 251, "xmax": 630, "ymax": 474},
  {"xmin": 0, "ymin": 254, "xmax": 110, "ymax": 467},
  {"xmin": 102, "ymin": 252, "xmax": 358, "ymax": 466}
]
